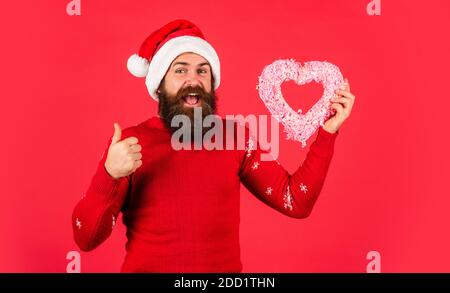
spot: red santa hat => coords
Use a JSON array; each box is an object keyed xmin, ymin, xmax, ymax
[{"xmin": 127, "ymin": 19, "xmax": 221, "ymax": 101}]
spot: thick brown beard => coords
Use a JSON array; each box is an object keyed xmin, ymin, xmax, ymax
[{"xmin": 157, "ymin": 81, "xmax": 217, "ymax": 139}]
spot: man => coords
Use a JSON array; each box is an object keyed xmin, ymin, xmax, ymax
[{"xmin": 72, "ymin": 19, "xmax": 355, "ymax": 272}]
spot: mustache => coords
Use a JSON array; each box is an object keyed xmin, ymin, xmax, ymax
[{"xmin": 175, "ymin": 85, "xmax": 210, "ymax": 102}]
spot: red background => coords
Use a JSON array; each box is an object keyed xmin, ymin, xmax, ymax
[{"xmin": 1, "ymin": 0, "xmax": 449, "ymax": 272}]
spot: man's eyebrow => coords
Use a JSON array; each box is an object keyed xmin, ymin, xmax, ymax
[
  {"xmin": 198, "ymin": 62, "xmax": 211, "ymax": 68},
  {"xmin": 172, "ymin": 62, "xmax": 189, "ymax": 67},
  {"xmin": 171, "ymin": 61, "xmax": 211, "ymax": 68}
]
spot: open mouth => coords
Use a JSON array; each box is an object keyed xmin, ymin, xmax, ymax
[{"xmin": 182, "ymin": 93, "xmax": 201, "ymax": 107}]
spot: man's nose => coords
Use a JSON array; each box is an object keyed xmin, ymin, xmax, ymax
[{"xmin": 184, "ymin": 72, "xmax": 201, "ymax": 87}]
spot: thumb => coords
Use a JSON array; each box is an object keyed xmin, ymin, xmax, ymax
[{"xmin": 111, "ymin": 122, "xmax": 122, "ymax": 144}]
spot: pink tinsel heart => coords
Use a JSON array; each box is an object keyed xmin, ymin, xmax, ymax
[{"xmin": 258, "ymin": 59, "xmax": 344, "ymax": 147}]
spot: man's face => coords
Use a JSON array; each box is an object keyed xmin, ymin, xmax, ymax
[
  {"xmin": 160, "ymin": 52, "xmax": 212, "ymax": 101},
  {"xmin": 157, "ymin": 52, "xmax": 217, "ymax": 134}
]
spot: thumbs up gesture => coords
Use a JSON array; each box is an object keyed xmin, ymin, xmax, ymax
[{"xmin": 104, "ymin": 123, "xmax": 143, "ymax": 179}]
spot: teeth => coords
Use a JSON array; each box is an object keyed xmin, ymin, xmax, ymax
[{"xmin": 188, "ymin": 93, "xmax": 198, "ymax": 96}]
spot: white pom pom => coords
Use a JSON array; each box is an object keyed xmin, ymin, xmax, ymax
[{"xmin": 127, "ymin": 54, "xmax": 149, "ymax": 78}]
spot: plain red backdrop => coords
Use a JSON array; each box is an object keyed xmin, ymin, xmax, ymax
[{"xmin": 1, "ymin": 0, "xmax": 449, "ymax": 272}]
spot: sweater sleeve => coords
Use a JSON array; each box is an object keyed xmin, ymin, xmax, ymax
[
  {"xmin": 72, "ymin": 137, "xmax": 131, "ymax": 251},
  {"xmin": 239, "ymin": 126, "xmax": 338, "ymax": 218}
]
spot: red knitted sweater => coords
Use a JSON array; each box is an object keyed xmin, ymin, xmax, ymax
[{"xmin": 72, "ymin": 116, "xmax": 338, "ymax": 272}]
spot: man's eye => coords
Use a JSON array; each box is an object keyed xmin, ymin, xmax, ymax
[
  {"xmin": 198, "ymin": 69, "xmax": 207, "ymax": 74},
  {"xmin": 175, "ymin": 69, "xmax": 186, "ymax": 73}
]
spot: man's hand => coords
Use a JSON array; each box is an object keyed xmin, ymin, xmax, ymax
[
  {"xmin": 104, "ymin": 123, "xmax": 143, "ymax": 179},
  {"xmin": 322, "ymin": 78, "xmax": 356, "ymax": 134}
]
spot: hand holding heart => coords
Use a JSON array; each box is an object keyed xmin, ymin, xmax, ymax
[
  {"xmin": 323, "ymin": 78, "xmax": 355, "ymax": 134},
  {"xmin": 104, "ymin": 123, "xmax": 143, "ymax": 179},
  {"xmin": 258, "ymin": 59, "xmax": 356, "ymax": 146}
]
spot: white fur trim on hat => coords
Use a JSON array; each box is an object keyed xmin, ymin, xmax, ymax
[
  {"xmin": 145, "ymin": 36, "xmax": 221, "ymax": 101},
  {"xmin": 127, "ymin": 54, "xmax": 150, "ymax": 78}
]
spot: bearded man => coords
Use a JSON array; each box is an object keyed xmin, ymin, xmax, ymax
[{"xmin": 72, "ymin": 19, "xmax": 355, "ymax": 272}]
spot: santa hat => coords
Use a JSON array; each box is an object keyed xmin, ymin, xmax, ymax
[{"xmin": 127, "ymin": 19, "xmax": 221, "ymax": 101}]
